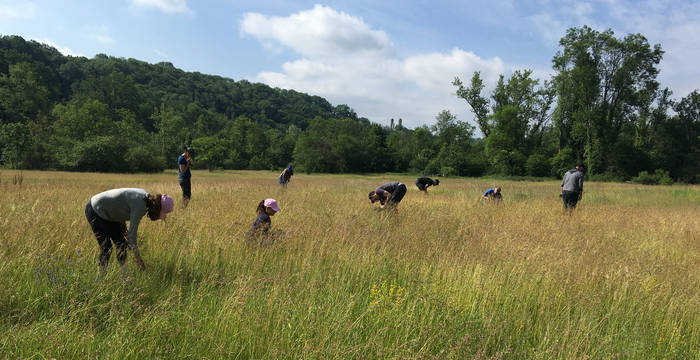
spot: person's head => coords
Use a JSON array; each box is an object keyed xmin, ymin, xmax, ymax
[
  {"xmin": 257, "ymin": 198, "xmax": 281, "ymax": 216},
  {"xmin": 145, "ymin": 194, "xmax": 174, "ymax": 221},
  {"xmin": 575, "ymin": 162, "xmax": 585, "ymax": 171},
  {"xmin": 434, "ymin": 179, "xmax": 440, "ymax": 186},
  {"xmin": 183, "ymin": 146, "xmax": 194, "ymax": 158},
  {"xmin": 495, "ymin": 186, "xmax": 501, "ymax": 194}
]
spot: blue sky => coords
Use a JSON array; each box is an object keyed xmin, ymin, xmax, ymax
[{"xmin": 1, "ymin": 0, "xmax": 699, "ymax": 129}]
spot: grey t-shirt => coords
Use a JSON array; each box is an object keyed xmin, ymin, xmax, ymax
[
  {"xmin": 90, "ymin": 188, "xmax": 149, "ymax": 255},
  {"xmin": 561, "ymin": 169, "xmax": 584, "ymax": 193},
  {"xmin": 376, "ymin": 181, "xmax": 400, "ymax": 195}
]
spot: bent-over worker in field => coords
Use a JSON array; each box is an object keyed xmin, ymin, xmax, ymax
[
  {"xmin": 178, "ymin": 146, "xmax": 194, "ymax": 208},
  {"xmin": 481, "ymin": 186, "xmax": 502, "ymax": 202},
  {"xmin": 561, "ymin": 162, "xmax": 585, "ymax": 211},
  {"xmin": 85, "ymin": 188, "xmax": 174, "ymax": 274},
  {"xmin": 246, "ymin": 198, "xmax": 282, "ymax": 244},
  {"xmin": 415, "ymin": 177, "xmax": 439, "ymax": 193},
  {"xmin": 278, "ymin": 165, "xmax": 293, "ymax": 187},
  {"xmin": 369, "ymin": 181, "xmax": 407, "ymax": 209}
]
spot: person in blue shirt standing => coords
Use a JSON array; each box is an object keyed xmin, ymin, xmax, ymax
[{"xmin": 178, "ymin": 146, "xmax": 193, "ymax": 208}]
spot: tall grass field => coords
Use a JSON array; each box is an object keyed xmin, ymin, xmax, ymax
[{"xmin": 0, "ymin": 170, "xmax": 698, "ymax": 359}]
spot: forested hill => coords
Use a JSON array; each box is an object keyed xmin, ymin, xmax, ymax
[
  {"xmin": 0, "ymin": 35, "xmax": 376, "ymax": 172},
  {"xmin": 1, "ymin": 32, "xmax": 699, "ymax": 182}
]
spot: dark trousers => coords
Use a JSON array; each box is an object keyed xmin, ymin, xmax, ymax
[
  {"xmin": 415, "ymin": 181, "xmax": 427, "ymax": 191},
  {"xmin": 562, "ymin": 191, "xmax": 580, "ymax": 209},
  {"xmin": 179, "ymin": 177, "xmax": 191, "ymax": 199},
  {"xmin": 85, "ymin": 201, "xmax": 128, "ymax": 268},
  {"xmin": 389, "ymin": 183, "xmax": 407, "ymax": 204}
]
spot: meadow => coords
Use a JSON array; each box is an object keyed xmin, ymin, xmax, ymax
[{"xmin": 0, "ymin": 170, "xmax": 698, "ymax": 359}]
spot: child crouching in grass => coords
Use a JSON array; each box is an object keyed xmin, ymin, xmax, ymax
[{"xmin": 246, "ymin": 198, "xmax": 283, "ymax": 245}]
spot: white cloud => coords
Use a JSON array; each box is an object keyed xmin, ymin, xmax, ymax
[
  {"xmin": 37, "ymin": 39, "xmax": 83, "ymax": 57},
  {"xmin": 130, "ymin": 0, "xmax": 190, "ymax": 14},
  {"xmin": 154, "ymin": 49, "xmax": 170, "ymax": 59},
  {"xmin": 241, "ymin": 5, "xmax": 394, "ymax": 59},
  {"xmin": 0, "ymin": 1, "xmax": 35, "ymax": 19},
  {"xmin": 241, "ymin": 6, "xmax": 509, "ymax": 128}
]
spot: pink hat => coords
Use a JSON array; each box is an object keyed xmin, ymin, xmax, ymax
[
  {"xmin": 160, "ymin": 194, "xmax": 174, "ymax": 219},
  {"xmin": 264, "ymin": 198, "xmax": 281, "ymax": 212}
]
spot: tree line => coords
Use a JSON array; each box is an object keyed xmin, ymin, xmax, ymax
[{"xmin": 1, "ymin": 28, "xmax": 698, "ymax": 182}]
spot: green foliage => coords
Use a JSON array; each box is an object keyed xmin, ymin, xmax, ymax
[
  {"xmin": 525, "ymin": 153, "xmax": 550, "ymax": 177},
  {"xmin": 0, "ymin": 33, "xmax": 696, "ymax": 182},
  {"xmin": 632, "ymin": 169, "xmax": 674, "ymax": 185}
]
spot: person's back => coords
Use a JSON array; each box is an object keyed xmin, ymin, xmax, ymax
[
  {"xmin": 562, "ymin": 169, "xmax": 584, "ymax": 193},
  {"xmin": 561, "ymin": 163, "xmax": 585, "ymax": 210}
]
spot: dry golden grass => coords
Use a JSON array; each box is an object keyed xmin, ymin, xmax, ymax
[{"xmin": 0, "ymin": 170, "xmax": 698, "ymax": 359}]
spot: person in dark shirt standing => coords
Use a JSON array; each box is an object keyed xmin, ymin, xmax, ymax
[
  {"xmin": 415, "ymin": 177, "xmax": 439, "ymax": 193},
  {"xmin": 369, "ymin": 181, "xmax": 407, "ymax": 209},
  {"xmin": 561, "ymin": 162, "xmax": 585, "ymax": 211},
  {"xmin": 178, "ymin": 146, "xmax": 193, "ymax": 208},
  {"xmin": 247, "ymin": 198, "xmax": 281, "ymax": 244}
]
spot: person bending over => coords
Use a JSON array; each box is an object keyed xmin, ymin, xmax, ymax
[
  {"xmin": 278, "ymin": 165, "xmax": 293, "ymax": 187},
  {"xmin": 246, "ymin": 198, "xmax": 281, "ymax": 244},
  {"xmin": 85, "ymin": 188, "xmax": 173, "ymax": 275},
  {"xmin": 369, "ymin": 181, "xmax": 407, "ymax": 209},
  {"xmin": 481, "ymin": 186, "xmax": 502, "ymax": 202},
  {"xmin": 415, "ymin": 177, "xmax": 439, "ymax": 192}
]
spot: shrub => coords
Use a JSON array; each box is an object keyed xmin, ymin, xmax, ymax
[
  {"xmin": 632, "ymin": 169, "xmax": 674, "ymax": 185},
  {"xmin": 526, "ymin": 154, "xmax": 550, "ymax": 177}
]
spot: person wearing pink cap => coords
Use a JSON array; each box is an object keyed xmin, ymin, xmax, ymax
[
  {"xmin": 85, "ymin": 188, "xmax": 174, "ymax": 273},
  {"xmin": 246, "ymin": 198, "xmax": 281, "ymax": 242}
]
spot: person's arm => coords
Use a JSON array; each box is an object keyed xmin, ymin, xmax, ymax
[
  {"xmin": 179, "ymin": 157, "xmax": 190, "ymax": 174},
  {"xmin": 578, "ymin": 174, "xmax": 584, "ymax": 199},
  {"xmin": 380, "ymin": 192, "xmax": 392, "ymax": 208},
  {"xmin": 128, "ymin": 214, "xmax": 145, "ymax": 270}
]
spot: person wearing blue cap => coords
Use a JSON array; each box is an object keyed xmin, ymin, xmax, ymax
[
  {"xmin": 278, "ymin": 165, "xmax": 293, "ymax": 187},
  {"xmin": 561, "ymin": 162, "xmax": 585, "ymax": 211}
]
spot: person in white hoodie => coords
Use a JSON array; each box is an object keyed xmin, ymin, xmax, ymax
[
  {"xmin": 85, "ymin": 188, "xmax": 174, "ymax": 273},
  {"xmin": 561, "ymin": 162, "xmax": 585, "ymax": 211}
]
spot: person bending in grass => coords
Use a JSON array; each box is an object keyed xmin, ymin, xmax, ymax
[
  {"xmin": 278, "ymin": 165, "xmax": 293, "ymax": 187},
  {"xmin": 85, "ymin": 188, "xmax": 174, "ymax": 274},
  {"xmin": 481, "ymin": 186, "xmax": 502, "ymax": 202},
  {"xmin": 246, "ymin": 198, "xmax": 281, "ymax": 244},
  {"xmin": 369, "ymin": 181, "xmax": 407, "ymax": 209},
  {"xmin": 415, "ymin": 177, "xmax": 439, "ymax": 193}
]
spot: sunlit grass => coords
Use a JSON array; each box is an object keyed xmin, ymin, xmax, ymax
[{"xmin": 0, "ymin": 170, "xmax": 698, "ymax": 359}]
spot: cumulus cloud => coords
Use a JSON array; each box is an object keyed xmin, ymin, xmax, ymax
[
  {"xmin": 241, "ymin": 5, "xmax": 508, "ymax": 128},
  {"xmin": 130, "ymin": 0, "xmax": 190, "ymax": 14},
  {"xmin": 0, "ymin": 1, "xmax": 36, "ymax": 19},
  {"xmin": 241, "ymin": 5, "xmax": 393, "ymax": 59},
  {"xmin": 37, "ymin": 39, "xmax": 82, "ymax": 57}
]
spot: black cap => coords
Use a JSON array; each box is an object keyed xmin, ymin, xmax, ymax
[{"xmin": 576, "ymin": 162, "xmax": 585, "ymax": 169}]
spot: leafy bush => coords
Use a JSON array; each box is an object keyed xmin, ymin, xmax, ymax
[
  {"xmin": 526, "ymin": 153, "xmax": 550, "ymax": 177},
  {"xmin": 632, "ymin": 169, "xmax": 674, "ymax": 185}
]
